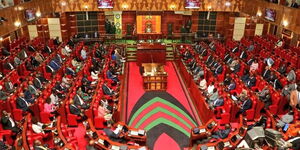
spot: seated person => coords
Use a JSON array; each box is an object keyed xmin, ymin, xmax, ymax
[
  {"xmin": 17, "ymin": 92, "xmax": 33, "ymax": 111},
  {"xmin": 71, "ymin": 58, "xmax": 83, "ymax": 72},
  {"xmin": 282, "ymin": 82, "xmax": 298, "ymax": 99},
  {"xmin": 276, "ymin": 111, "xmax": 294, "ymax": 128},
  {"xmin": 225, "ymin": 80, "xmax": 236, "ymax": 92},
  {"xmin": 1, "ymin": 110, "xmax": 21, "ymax": 134},
  {"xmin": 74, "ymin": 94, "xmax": 90, "ymax": 109},
  {"xmin": 28, "ymin": 45, "xmax": 36, "ymax": 52},
  {"xmin": 262, "ymin": 66, "xmax": 271, "ymax": 80},
  {"xmin": 211, "ymin": 124, "xmax": 231, "ymax": 139},
  {"xmin": 14, "ymin": 56, "xmax": 21, "ymax": 67},
  {"xmin": 239, "ymin": 50, "xmax": 247, "ymax": 59},
  {"xmin": 49, "ymin": 59, "xmax": 61, "ymax": 71},
  {"xmin": 61, "ymin": 44, "xmax": 72, "ymax": 56},
  {"xmin": 235, "ymin": 97, "xmax": 252, "ymax": 118},
  {"xmin": 106, "ymin": 68, "xmax": 119, "ymax": 83},
  {"xmin": 80, "ymin": 47, "xmax": 87, "ymax": 60},
  {"xmin": 31, "ymin": 117, "xmax": 53, "ymax": 134},
  {"xmin": 28, "ymin": 81, "xmax": 39, "ymax": 96},
  {"xmin": 256, "ymin": 87, "xmax": 272, "ymax": 108},
  {"xmin": 61, "ymin": 75, "xmax": 72, "ymax": 88},
  {"xmin": 287, "ymin": 69, "xmax": 296, "ymax": 82},
  {"xmin": 103, "ymin": 122, "xmax": 125, "ymax": 143},
  {"xmin": 33, "ymin": 140, "xmax": 51, "ymax": 150},
  {"xmin": 241, "ymin": 69, "xmax": 250, "ymax": 83},
  {"xmin": 23, "ymin": 88, "xmax": 36, "ymax": 103},
  {"xmin": 248, "ymin": 115, "xmax": 268, "ymax": 130},
  {"xmin": 278, "ymin": 63, "xmax": 287, "ymax": 75},
  {"xmin": 4, "ymin": 79, "xmax": 15, "ymax": 93},
  {"xmin": 223, "ymin": 74, "xmax": 232, "ymax": 86},
  {"xmin": 229, "ymin": 59, "xmax": 240, "ymax": 73},
  {"xmin": 198, "ymin": 76, "xmax": 207, "ymax": 91},
  {"xmin": 33, "ymin": 73, "xmax": 47, "ymax": 90},
  {"xmin": 211, "ymin": 97, "xmax": 224, "ymax": 108},
  {"xmin": 1, "ymin": 47, "xmax": 10, "ymax": 56},
  {"xmin": 86, "ymin": 140, "xmax": 97, "ymax": 150},
  {"xmin": 193, "ymin": 66, "xmax": 204, "ymax": 81},
  {"xmin": 290, "ymin": 86, "xmax": 300, "ymax": 109},
  {"xmin": 69, "ymin": 100, "xmax": 87, "ymax": 120},
  {"xmin": 206, "ymin": 82, "xmax": 215, "ymax": 96},
  {"xmin": 44, "ymin": 98, "xmax": 58, "ymax": 115},
  {"xmin": 245, "ymin": 73, "xmax": 256, "ymax": 88},
  {"xmin": 213, "ymin": 64, "xmax": 223, "ymax": 76},
  {"xmin": 264, "ymin": 57, "xmax": 274, "ymax": 67},
  {"xmin": 102, "ymin": 81, "xmax": 118, "ymax": 96},
  {"xmin": 207, "ymin": 88, "xmax": 219, "ymax": 105},
  {"xmin": 43, "ymin": 45, "xmax": 52, "ymax": 54},
  {"xmin": 0, "ymin": 86, "xmax": 8, "ymax": 100},
  {"xmin": 3, "ymin": 61, "xmax": 14, "ymax": 71},
  {"xmin": 50, "ymin": 90, "xmax": 60, "ymax": 105}
]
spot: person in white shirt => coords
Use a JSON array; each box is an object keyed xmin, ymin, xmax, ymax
[
  {"xmin": 50, "ymin": 90, "xmax": 59, "ymax": 105},
  {"xmin": 206, "ymin": 82, "xmax": 215, "ymax": 95},
  {"xmin": 199, "ymin": 76, "xmax": 207, "ymax": 91}
]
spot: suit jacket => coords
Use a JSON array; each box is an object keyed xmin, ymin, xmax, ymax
[
  {"xmin": 17, "ymin": 97, "xmax": 29, "ymax": 111},
  {"xmin": 28, "ymin": 45, "xmax": 35, "ymax": 52},
  {"xmin": 102, "ymin": 84, "xmax": 113, "ymax": 95},
  {"xmin": 246, "ymin": 77, "xmax": 256, "ymax": 88},
  {"xmin": 33, "ymin": 78, "xmax": 43, "ymax": 89},
  {"xmin": 262, "ymin": 69, "xmax": 271, "ymax": 79},
  {"xmin": 241, "ymin": 99, "xmax": 252, "ymax": 112},
  {"xmin": 213, "ymin": 98, "xmax": 224, "ymax": 107},
  {"xmin": 206, "ymin": 55, "xmax": 213, "ymax": 65},
  {"xmin": 18, "ymin": 50, "xmax": 28, "ymax": 60},
  {"xmin": 232, "ymin": 47, "xmax": 239, "ymax": 53},
  {"xmin": 4, "ymin": 62, "xmax": 14, "ymax": 70},
  {"xmin": 247, "ymin": 59, "xmax": 254, "ymax": 65},
  {"xmin": 291, "ymin": 2, "xmax": 298, "ymax": 8},
  {"xmin": 0, "ymin": 90, "xmax": 8, "ymax": 100},
  {"xmin": 228, "ymin": 83, "xmax": 236, "ymax": 91},
  {"xmin": 278, "ymin": 65, "xmax": 287, "ymax": 74},
  {"xmin": 201, "ymin": 49, "xmax": 207, "ymax": 56},
  {"xmin": 290, "ymin": 90, "xmax": 300, "ymax": 107},
  {"xmin": 215, "ymin": 65, "xmax": 223, "ymax": 75},
  {"xmin": 4, "ymin": 81, "xmax": 14, "ymax": 93},
  {"xmin": 287, "ymin": 70, "xmax": 296, "ymax": 82},
  {"xmin": 1, "ymin": 115, "xmax": 15, "ymax": 130},
  {"xmin": 69, "ymin": 104, "xmax": 81, "ymax": 115},
  {"xmin": 224, "ymin": 54, "xmax": 231, "ymax": 62},
  {"xmin": 28, "ymin": 85, "xmax": 37, "ymax": 95},
  {"xmin": 240, "ymin": 51, "xmax": 247, "ymax": 59},
  {"xmin": 45, "ymin": 65, "xmax": 54, "ymax": 73},
  {"xmin": 213, "ymin": 128, "xmax": 231, "ymax": 139},
  {"xmin": 49, "ymin": 60, "xmax": 60, "ymax": 71},
  {"xmin": 273, "ymin": 79, "xmax": 283, "ymax": 90},
  {"xmin": 233, "ymin": 63, "xmax": 240, "ymax": 73}
]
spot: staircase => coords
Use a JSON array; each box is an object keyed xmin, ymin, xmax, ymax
[{"xmin": 125, "ymin": 40, "xmax": 176, "ymax": 62}]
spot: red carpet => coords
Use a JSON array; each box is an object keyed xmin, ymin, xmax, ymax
[
  {"xmin": 153, "ymin": 133, "xmax": 181, "ymax": 150},
  {"xmin": 126, "ymin": 62, "xmax": 197, "ymax": 120},
  {"xmin": 72, "ymin": 123, "xmax": 87, "ymax": 150}
]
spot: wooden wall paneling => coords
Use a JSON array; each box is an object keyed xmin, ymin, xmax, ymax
[
  {"xmin": 0, "ymin": 0, "xmax": 53, "ymax": 37},
  {"xmin": 98, "ymin": 12, "xmax": 106, "ymax": 34},
  {"xmin": 121, "ymin": 11, "xmax": 136, "ymax": 36},
  {"xmin": 241, "ymin": 0, "xmax": 300, "ymax": 34},
  {"xmin": 68, "ymin": 13, "xmax": 77, "ymax": 37},
  {"xmin": 52, "ymin": 0, "xmax": 243, "ymax": 12},
  {"xmin": 191, "ymin": 11, "xmax": 199, "ymax": 33},
  {"xmin": 60, "ymin": 13, "xmax": 69, "ymax": 41}
]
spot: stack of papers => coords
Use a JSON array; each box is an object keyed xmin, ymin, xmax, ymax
[
  {"xmin": 111, "ymin": 145, "xmax": 120, "ymax": 150},
  {"xmin": 199, "ymin": 129, "xmax": 206, "ymax": 133},
  {"xmin": 98, "ymin": 139, "xmax": 104, "ymax": 145},
  {"xmin": 138, "ymin": 130, "xmax": 145, "ymax": 135},
  {"xmin": 130, "ymin": 130, "xmax": 139, "ymax": 136}
]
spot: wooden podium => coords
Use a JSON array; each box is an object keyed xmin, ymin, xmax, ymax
[
  {"xmin": 142, "ymin": 63, "xmax": 167, "ymax": 91},
  {"xmin": 137, "ymin": 43, "xmax": 166, "ymax": 65}
]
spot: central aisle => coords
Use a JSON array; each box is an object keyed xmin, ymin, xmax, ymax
[{"xmin": 126, "ymin": 62, "xmax": 200, "ymax": 149}]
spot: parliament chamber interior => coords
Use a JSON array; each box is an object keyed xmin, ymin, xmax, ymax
[{"xmin": 1, "ymin": 0, "xmax": 300, "ymax": 150}]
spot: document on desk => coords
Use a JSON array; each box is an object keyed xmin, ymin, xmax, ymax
[
  {"xmin": 113, "ymin": 126, "xmax": 123, "ymax": 135},
  {"xmin": 199, "ymin": 129, "xmax": 206, "ymax": 133},
  {"xmin": 138, "ymin": 129, "xmax": 145, "ymax": 135},
  {"xmin": 130, "ymin": 130, "xmax": 139, "ymax": 136},
  {"xmin": 97, "ymin": 139, "xmax": 104, "ymax": 145},
  {"xmin": 111, "ymin": 145, "xmax": 120, "ymax": 150}
]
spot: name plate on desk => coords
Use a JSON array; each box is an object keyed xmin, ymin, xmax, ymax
[
  {"xmin": 111, "ymin": 145, "xmax": 120, "ymax": 150},
  {"xmin": 138, "ymin": 129, "xmax": 145, "ymax": 135},
  {"xmin": 199, "ymin": 129, "xmax": 206, "ymax": 133},
  {"xmin": 130, "ymin": 130, "xmax": 139, "ymax": 136}
]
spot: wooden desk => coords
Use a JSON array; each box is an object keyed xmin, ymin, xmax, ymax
[
  {"xmin": 142, "ymin": 63, "xmax": 168, "ymax": 91},
  {"xmin": 190, "ymin": 119, "xmax": 218, "ymax": 146},
  {"xmin": 137, "ymin": 33, "xmax": 162, "ymax": 40},
  {"xmin": 116, "ymin": 122, "xmax": 147, "ymax": 145},
  {"xmin": 137, "ymin": 43, "xmax": 166, "ymax": 65}
]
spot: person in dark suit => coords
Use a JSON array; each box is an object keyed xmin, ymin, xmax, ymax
[
  {"xmin": 246, "ymin": 74, "xmax": 256, "ymax": 88},
  {"xmin": 211, "ymin": 124, "xmax": 231, "ymax": 139},
  {"xmin": 103, "ymin": 122, "xmax": 125, "ymax": 143},
  {"xmin": 223, "ymin": 74, "xmax": 232, "ymax": 86},
  {"xmin": 205, "ymin": 55, "xmax": 213, "ymax": 66},
  {"xmin": 3, "ymin": 62, "xmax": 14, "ymax": 70},
  {"xmin": 226, "ymin": 80, "xmax": 236, "ymax": 92},
  {"xmin": 28, "ymin": 81, "xmax": 38, "ymax": 96},
  {"xmin": 224, "ymin": 53, "xmax": 231, "ymax": 62},
  {"xmin": 23, "ymin": 88, "xmax": 35, "ymax": 104},
  {"xmin": 262, "ymin": 66, "xmax": 271, "ymax": 80},
  {"xmin": 54, "ymin": 37, "xmax": 60, "ymax": 46},
  {"xmin": 290, "ymin": 0, "xmax": 299, "ymax": 8},
  {"xmin": 43, "ymin": 45, "xmax": 52, "ymax": 54},
  {"xmin": 273, "ymin": 79, "xmax": 283, "ymax": 90},
  {"xmin": 16, "ymin": 93, "xmax": 32, "ymax": 111},
  {"xmin": 28, "ymin": 45, "xmax": 36, "ymax": 52},
  {"xmin": 1, "ymin": 47, "xmax": 10, "ymax": 56},
  {"xmin": 278, "ymin": 63, "xmax": 287, "ymax": 75},
  {"xmin": 86, "ymin": 140, "xmax": 97, "ymax": 150},
  {"xmin": 73, "ymin": 94, "xmax": 89, "ymax": 109},
  {"xmin": 33, "ymin": 75, "xmax": 46, "ymax": 90},
  {"xmin": 241, "ymin": 70, "xmax": 250, "ymax": 83},
  {"xmin": 247, "ymin": 57, "xmax": 255, "ymax": 66},
  {"xmin": 232, "ymin": 46, "xmax": 239, "ymax": 53},
  {"xmin": 240, "ymin": 50, "xmax": 247, "ymax": 59},
  {"xmin": 214, "ymin": 64, "xmax": 223, "ymax": 76},
  {"xmin": 1, "ymin": 110, "xmax": 20, "ymax": 134},
  {"xmin": 212, "ymin": 97, "xmax": 224, "ymax": 108},
  {"xmin": 235, "ymin": 98, "xmax": 253, "ymax": 118},
  {"xmin": 0, "ymin": 86, "xmax": 8, "ymax": 100},
  {"xmin": 106, "ymin": 69, "xmax": 119, "ymax": 83},
  {"xmin": 33, "ymin": 140, "xmax": 50, "ymax": 150},
  {"xmin": 69, "ymin": 100, "xmax": 83, "ymax": 116},
  {"xmin": 102, "ymin": 82, "xmax": 116, "ymax": 96},
  {"xmin": 257, "ymin": 87, "xmax": 272, "ymax": 108},
  {"xmin": 49, "ymin": 59, "xmax": 61, "ymax": 71},
  {"xmin": 4, "ymin": 79, "xmax": 15, "ymax": 93},
  {"xmin": 18, "ymin": 49, "xmax": 28, "ymax": 60}
]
